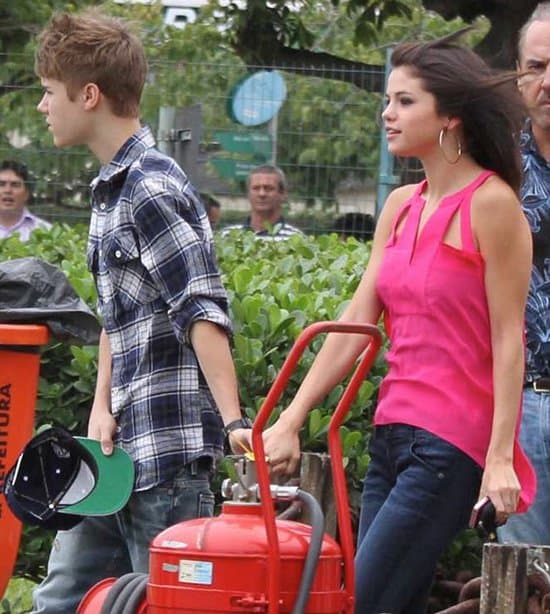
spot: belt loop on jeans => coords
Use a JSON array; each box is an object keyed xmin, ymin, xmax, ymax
[{"xmin": 528, "ymin": 377, "xmax": 550, "ymax": 393}]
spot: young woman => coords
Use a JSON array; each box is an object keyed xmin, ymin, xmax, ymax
[{"xmin": 261, "ymin": 34, "xmax": 536, "ymax": 613}]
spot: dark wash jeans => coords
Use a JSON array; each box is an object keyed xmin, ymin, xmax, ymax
[
  {"xmin": 355, "ymin": 424, "xmax": 482, "ymax": 614},
  {"xmin": 32, "ymin": 462, "xmax": 214, "ymax": 614}
]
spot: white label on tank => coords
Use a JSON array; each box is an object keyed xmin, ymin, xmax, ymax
[{"xmin": 178, "ymin": 560, "xmax": 213, "ymax": 585}]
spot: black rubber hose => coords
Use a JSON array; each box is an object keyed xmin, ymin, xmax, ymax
[
  {"xmin": 292, "ymin": 489, "xmax": 325, "ymax": 614},
  {"xmin": 119, "ymin": 574, "xmax": 149, "ymax": 614},
  {"xmin": 100, "ymin": 572, "xmax": 144, "ymax": 614}
]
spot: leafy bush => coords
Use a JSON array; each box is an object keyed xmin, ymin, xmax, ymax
[{"xmin": 1, "ymin": 224, "xmax": 384, "ymax": 582}]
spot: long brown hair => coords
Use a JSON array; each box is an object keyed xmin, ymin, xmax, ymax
[{"xmin": 391, "ymin": 31, "xmax": 525, "ymax": 193}]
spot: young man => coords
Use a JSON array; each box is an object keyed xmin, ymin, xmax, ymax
[
  {"xmin": 0, "ymin": 160, "xmax": 51, "ymax": 240},
  {"xmin": 223, "ymin": 164, "xmax": 303, "ymax": 239},
  {"xmin": 33, "ymin": 9, "xmax": 249, "ymax": 613},
  {"xmin": 497, "ymin": 2, "xmax": 550, "ymax": 545}
]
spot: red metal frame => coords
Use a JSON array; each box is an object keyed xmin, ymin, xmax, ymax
[{"xmin": 251, "ymin": 321, "xmax": 382, "ymax": 614}]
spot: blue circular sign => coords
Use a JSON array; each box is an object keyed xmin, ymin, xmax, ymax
[{"xmin": 229, "ymin": 70, "xmax": 287, "ymax": 127}]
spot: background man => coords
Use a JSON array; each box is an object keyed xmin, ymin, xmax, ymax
[
  {"xmin": 223, "ymin": 164, "xmax": 303, "ymax": 239},
  {"xmin": 498, "ymin": 1, "xmax": 550, "ymax": 545},
  {"xmin": 0, "ymin": 160, "xmax": 51, "ymax": 240}
]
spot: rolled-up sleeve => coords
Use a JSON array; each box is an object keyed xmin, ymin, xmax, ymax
[{"xmin": 130, "ymin": 172, "xmax": 232, "ymax": 344}]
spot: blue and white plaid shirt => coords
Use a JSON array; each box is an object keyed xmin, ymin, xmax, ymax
[{"xmin": 87, "ymin": 126, "xmax": 232, "ymax": 490}]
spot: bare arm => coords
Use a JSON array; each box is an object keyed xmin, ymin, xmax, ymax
[
  {"xmin": 88, "ymin": 329, "xmax": 117, "ymax": 454},
  {"xmin": 190, "ymin": 320, "xmax": 248, "ymax": 454},
  {"xmin": 264, "ymin": 186, "xmax": 413, "ymax": 474},
  {"xmin": 473, "ymin": 179, "xmax": 532, "ymax": 520}
]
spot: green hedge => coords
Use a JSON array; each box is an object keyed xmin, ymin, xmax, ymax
[{"xmin": 0, "ymin": 224, "xmax": 385, "ymax": 582}]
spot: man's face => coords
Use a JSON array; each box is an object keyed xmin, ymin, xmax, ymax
[
  {"xmin": 518, "ymin": 20, "xmax": 550, "ymax": 134},
  {"xmin": 0, "ymin": 169, "xmax": 29, "ymax": 220},
  {"xmin": 37, "ymin": 78, "xmax": 89, "ymax": 148},
  {"xmin": 247, "ymin": 172, "xmax": 287, "ymax": 219}
]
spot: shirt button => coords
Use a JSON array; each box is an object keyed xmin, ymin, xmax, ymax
[
  {"xmin": 115, "ymin": 250, "xmax": 122, "ymax": 259},
  {"xmin": 99, "ymin": 202, "xmax": 106, "ymax": 210}
]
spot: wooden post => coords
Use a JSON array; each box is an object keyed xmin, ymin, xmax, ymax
[{"xmin": 480, "ymin": 543, "xmax": 550, "ymax": 613}]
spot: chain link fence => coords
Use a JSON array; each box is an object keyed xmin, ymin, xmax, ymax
[{"xmin": 0, "ymin": 54, "xmax": 418, "ymax": 237}]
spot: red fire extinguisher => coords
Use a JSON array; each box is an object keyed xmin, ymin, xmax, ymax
[{"xmin": 78, "ymin": 321, "xmax": 382, "ymax": 614}]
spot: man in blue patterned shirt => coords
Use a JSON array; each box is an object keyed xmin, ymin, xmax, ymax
[
  {"xmin": 498, "ymin": 2, "xmax": 550, "ymax": 545},
  {"xmin": 32, "ymin": 9, "xmax": 250, "ymax": 613}
]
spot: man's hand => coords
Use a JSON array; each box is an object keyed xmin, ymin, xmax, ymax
[
  {"xmin": 87, "ymin": 407, "xmax": 117, "ymax": 456},
  {"xmin": 227, "ymin": 428, "xmax": 253, "ymax": 456}
]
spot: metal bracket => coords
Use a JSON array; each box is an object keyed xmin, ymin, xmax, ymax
[
  {"xmin": 527, "ymin": 547, "xmax": 550, "ymax": 585},
  {"xmin": 162, "ymin": 128, "xmax": 192, "ymax": 143}
]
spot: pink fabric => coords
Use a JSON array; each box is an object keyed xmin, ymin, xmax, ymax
[{"xmin": 375, "ymin": 171, "xmax": 536, "ymax": 510}]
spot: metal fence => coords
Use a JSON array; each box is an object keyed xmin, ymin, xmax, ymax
[{"xmin": 0, "ymin": 54, "xmax": 417, "ymax": 236}]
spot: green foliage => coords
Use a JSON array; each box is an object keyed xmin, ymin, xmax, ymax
[
  {"xmin": 1, "ymin": 224, "xmax": 482, "ymax": 595},
  {"xmin": 2, "ymin": 577, "xmax": 34, "ymax": 613},
  {"xmin": 1, "ymin": 223, "xmax": 386, "ymax": 584}
]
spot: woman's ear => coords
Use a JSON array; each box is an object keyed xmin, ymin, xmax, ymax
[{"xmin": 446, "ymin": 117, "xmax": 462, "ymax": 132}]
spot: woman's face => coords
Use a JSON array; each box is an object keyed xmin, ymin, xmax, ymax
[{"xmin": 382, "ymin": 66, "xmax": 445, "ymax": 160}]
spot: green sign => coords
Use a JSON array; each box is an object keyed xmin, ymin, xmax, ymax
[
  {"xmin": 210, "ymin": 158, "xmax": 258, "ymax": 180},
  {"xmin": 214, "ymin": 131, "xmax": 272, "ymax": 159}
]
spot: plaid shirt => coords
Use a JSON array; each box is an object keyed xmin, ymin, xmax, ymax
[{"xmin": 87, "ymin": 126, "xmax": 232, "ymax": 490}]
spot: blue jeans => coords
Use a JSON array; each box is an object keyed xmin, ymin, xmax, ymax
[
  {"xmin": 355, "ymin": 424, "xmax": 482, "ymax": 614},
  {"xmin": 498, "ymin": 389, "xmax": 550, "ymax": 545},
  {"xmin": 31, "ymin": 462, "xmax": 214, "ymax": 614}
]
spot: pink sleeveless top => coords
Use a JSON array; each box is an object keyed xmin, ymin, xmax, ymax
[{"xmin": 375, "ymin": 171, "xmax": 535, "ymax": 510}]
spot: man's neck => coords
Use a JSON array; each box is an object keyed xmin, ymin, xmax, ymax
[
  {"xmin": 89, "ymin": 117, "xmax": 142, "ymax": 165},
  {"xmin": 249, "ymin": 212, "xmax": 282, "ymax": 232},
  {"xmin": 0, "ymin": 210, "xmax": 25, "ymax": 229}
]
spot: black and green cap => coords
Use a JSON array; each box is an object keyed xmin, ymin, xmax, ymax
[{"xmin": 3, "ymin": 426, "xmax": 134, "ymax": 530}]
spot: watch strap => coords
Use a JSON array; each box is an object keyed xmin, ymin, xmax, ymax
[{"xmin": 223, "ymin": 417, "xmax": 252, "ymax": 436}]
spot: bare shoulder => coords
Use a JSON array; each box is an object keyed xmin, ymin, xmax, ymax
[
  {"xmin": 471, "ymin": 174, "xmax": 529, "ymax": 248},
  {"xmin": 373, "ymin": 183, "xmax": 417, "ymax": 242},
  {"xmin": 378, "ymin": 183, "xmax": 417, "ymax": 223},
  {"xmin": 471, "ymin": 175, "xmax": 521, "ymax": 221}
]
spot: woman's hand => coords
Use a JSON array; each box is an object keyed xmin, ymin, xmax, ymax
[
  {"xmin": 479, "ymin": 457, "xmax": 520, "ymax": 526},
  {"xmin": 262, "ymin": 411, "xmax": 302, "ymax": 475}
]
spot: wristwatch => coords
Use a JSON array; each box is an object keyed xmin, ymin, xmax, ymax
[{"xmin": 223, "ymin": 416, "xmax": 253, "ymax": 437}]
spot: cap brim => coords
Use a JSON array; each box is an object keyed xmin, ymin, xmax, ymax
[{"xmin": 58, "ymin": 438, "xmax": 134, "ymax": 516}]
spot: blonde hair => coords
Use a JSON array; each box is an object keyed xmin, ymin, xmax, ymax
[{"xmin": 35, "ymin": 9, "xmax": 147, "ymax": 118}]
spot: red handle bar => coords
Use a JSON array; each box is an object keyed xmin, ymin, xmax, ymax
[{"xmin": 251, "ymin": 321, "xmax": 382, "ymax": 614}]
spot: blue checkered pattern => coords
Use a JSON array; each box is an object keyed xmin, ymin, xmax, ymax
[{"xmin": 87, "ymin": 126, "xmax": 232, "ymax": 490}]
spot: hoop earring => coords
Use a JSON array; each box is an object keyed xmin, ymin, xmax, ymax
[{"xmin": 438, "ymin": 128, "xmax": 462, "ymax": 165}]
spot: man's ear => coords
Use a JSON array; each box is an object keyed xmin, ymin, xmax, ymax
[{"xmin": 81, "ymin": 83, "xmax": 101, "ymax": 110}]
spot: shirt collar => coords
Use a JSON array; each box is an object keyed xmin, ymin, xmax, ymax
[
  {"xmin": 91, "ymin": 125, "xmax": 155, "ymax": 187},
  {"xmin": 521, "ymin": 119, "xmax": 544, "ymax": 160},
  {"xmin": 243, "ymin": 216, "xmax": 286, "ymax": 234}
]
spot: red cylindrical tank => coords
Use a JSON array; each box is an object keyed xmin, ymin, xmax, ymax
[{"xmin": 147, "ymin": 501, "xmax": 347, "ymax": 613}]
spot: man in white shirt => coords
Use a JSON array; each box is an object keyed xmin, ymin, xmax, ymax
[
  {"xmin": 0, "ymin": 160, "xmax": 52, "ymax": 241},
  {"xmin": 223, "ymin": 164, "xmax": 303, "ymax": 240}
]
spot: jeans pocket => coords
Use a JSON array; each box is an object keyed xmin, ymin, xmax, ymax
[{"xmin": 409, "ymin": 429, "xmax": 461, "ymax": 480}]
